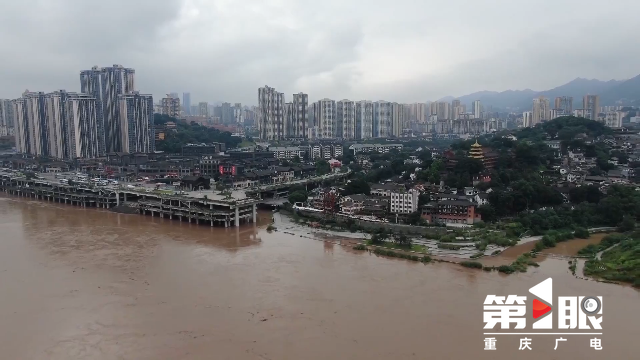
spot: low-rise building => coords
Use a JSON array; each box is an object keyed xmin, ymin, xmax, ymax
[
  {"xmin": 269, "ymin": 146, "xmax": 305, "ymax": 159},
  {"xmin": 370, "ymin": 183, "xmax": 405, "ymax": 197},
  {"xmin": 421, "ymin": 200, "xmax": 481, "ymax": 225},
  {"xmin": 390, "ymin": 188, "xmax": 419, "ymax": 214},
  {"xmin": 349, "ymin": 143, "xmax": 403, "ymax": 154}
]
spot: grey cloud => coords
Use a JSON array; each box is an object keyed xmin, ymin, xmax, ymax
[{"xmin": 0, "ymin": 0, "xmax": 639, "ymax": 105}]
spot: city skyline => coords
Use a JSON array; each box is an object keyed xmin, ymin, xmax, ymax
[{"xmin": 1, "ymin": 0, "xmax": 639, "ymax": 105}]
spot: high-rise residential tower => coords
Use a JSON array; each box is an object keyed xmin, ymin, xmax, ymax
[
  {"xmin": 80, "ymin": 65, "xmax": 135, "ymax": 154},
  {"xmin": 532, "ymin": 96, "xmax": 550, "ymax": 125},
  {"xmin": 0, "ymin": 99, "xmax": 14, "ymax": 136},
  {"xmin": 356, "ymin": 100, "xmax": 373, "ymax": 139},
  {"xmin": 182, "ymin": 93, "xmax": 191, "ymax": 115},
  {"xmin": 472, "ymin": 100, "xmax": 481, "ymax": 119},
  {"xmin": 118, "ymin": 92, "xmax": 154, "ymax": 153},
  {"xmin": 583, "ymin": 95, "xmax": 600, "ymax": 121},
  {"xmin": 373, "ymin": 101, "xmax": 392, "ymax": 137},
  {"xmin": 291, "ymin": 93, "xmax": 308, "ymax": 139},
  {"xmin": 198, "ymin": 102, "xmax": 209, "ymax": 117},
  {"xmin": 337, "ymin": 100, "xmax": 355, "ymax": 139},
  {"xmin": 554, "ymin": 96, "xmax": 573, "ymax": 115},
  {"xmin": 257, "ymin": 85, "xmax": 285, "ymax": 140},
  {"xmin": 161, "ymin": 95, "xmax": 180, "ymax": 117},
  {"xmin": 312, "ymin": 98, "xmax": 337, "ymax": 139},
  {"xmin": 44, "ymin": 90, "xmax": 70, "ymax": 159},
  {"xmin": 66, "ymin": 93, "xmax": 100, "ymax": 159}
]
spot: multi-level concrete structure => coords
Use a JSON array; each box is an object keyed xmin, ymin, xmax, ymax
[
  {"xmin": 356, "ymin": 100, "xmax": 373, "ymax": 139},
  {"xmin": 118, "ymin": 92, "xmax": 154, "ymax": 154},
  {"xmin": 390, "ymin": 189, "xmax": 419, "ymax": 214},
  {"xmin": 80, "ymin": 65, "xmax": 135, "ymax": 154},
  {"xmin": 523, "ymin": 111, "xmax": 533, "ymax": 127},
  {"xmin": 436, "ymin": 101, "xmax": 450, "ymax": 120},
  {"xmin": 257, "ymin": 86, "xmax": 285, "ymax": 140},
  {"xmin": 583, "ymin": 95, "xmax": 600, "ymax": 121},
  {"xmin": 12, "ymin": 91, "xmax": 48, "ymax": 156},
  {"xmin": 161, "ymin": 95, "xmax": 180, "ymax": 117},
  {"xmin": 337, "ymin": 99, "xmax": 355, "ymax": 139}
]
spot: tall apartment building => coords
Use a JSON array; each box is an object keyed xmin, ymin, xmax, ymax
[
  {"xmin": 523, "ymin": 111, "xmax": 533, "ymax": 127},
  {"xmin": 198, "ymin": 102, "xmax": 209, "ymax": 117},
  {"xmin": 15, "ymin": 91, "xmax": 48, "ymax": 156},
  {"xmin": 373, "ymin": 101, "xmax": 391, "ymax": 138},
  {"xmin": 337, "ymin": 99, "xmax": 355, "ymax": 139},
  {"xmin": 410, "ymin": 102, "xmax": 428, "ymax": 124},
  {"xmin": 602, "ymin": 111, "xmax": 623, "ymax": 128},
  {"xmin": 451, "ymin": 99, "xmax": 461, "ymax": 120},
  {"xmin": 66, "ymin": 93, "xmax": 100, "ymax": 159},
  {"xmin": 554, "ymin": 96, "xmax": 573, "ymax": 115},
  {"xmin": 118, "ymin": 92, "xmax": 154, "ymax": 153},
  {"xmin": 472, "ymin": 100, "xmax": 481, "ymax": 119},
  {"xmin": 182, "ymin": 92, "xmax": 191, "ymax": 115},
  {"xmin": 436, "ymin": 101, "xmax": 450, "ymax": 120},
  {"xmin": 0, "ymin": 99, "xmax": 14, "ymax": 136},
  {"xmin": 356, "ymin": 100, "xmax": 373, "ymax": 139},
  {"xmin": 80, "ymin": 64, "xmax": 135, "ymax": 154},
  {"xmin": 161, "ymin": 95, "xmax": 181, "ymax": 117},
  {"xmin": 391, "ymin": 102, "xmax": 406, "ymax": 137},
  {"xmin": 233, "ymin": 103, "xmax": 244, "ymax": 124},
  {"xmin": 290, "ymin": 93, "xmax": 308, "ymax": 139},
  {"xmin": 257, "ymin": 85, "xmax": 285, "ymax": 140},
  {"xmin": 312, "ymin": 98, "xmax": 337, "ymax": 139},
  {"xmin": 532, "ymin": 96, "xmax": 550, "ymax": 125},
  {"xmin": 583, "ymin": 95, "xmax": 600, "ymax": 121},
  {"xmin": 44, "ymin": 91, "xmax": 70, "ymax": 159}
]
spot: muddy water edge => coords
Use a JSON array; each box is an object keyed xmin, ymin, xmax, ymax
[{"xmin": 0, "ymin": 195, "xmax": 637, "ymax": 360}]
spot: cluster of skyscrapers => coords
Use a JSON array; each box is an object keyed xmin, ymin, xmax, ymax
[
  {"xmin": 257, "ymin": 85, "xmax": 502, "ymax": 140},
  {"xmin": 523, "ymin": 95, "xmax": 610, "ymax": 127},
  {"xmin": 1, "ymin": 65, "xmax": 154, "ymax": 160}
]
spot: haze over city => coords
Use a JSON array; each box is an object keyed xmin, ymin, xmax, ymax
[{"xmin": 1, "ymin": 0, "xmax": 640, "ymax": 104}]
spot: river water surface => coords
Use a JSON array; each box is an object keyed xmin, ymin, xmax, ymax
[{"xmin": 0, "ymin": 195, "xmax": 637, "ymax": 359}]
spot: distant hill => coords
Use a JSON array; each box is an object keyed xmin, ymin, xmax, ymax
[
  {"xmin": 441, "ymin": 77, "xmax": 631, "ymax": 111},
  {"xmin": 599, "ymin": 74, "xmax": 640, "ymax": 106}
]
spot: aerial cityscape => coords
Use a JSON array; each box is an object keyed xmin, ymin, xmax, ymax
[{"xmin": 0, "ymin": 1, "xmax": 639, "ymax": 359}]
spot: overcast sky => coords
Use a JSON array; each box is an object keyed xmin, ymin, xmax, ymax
[{"xmin": 1, "ymin": 0, "xmax": 639, "ymax": 105}]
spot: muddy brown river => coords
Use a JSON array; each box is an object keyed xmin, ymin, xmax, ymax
[{"xmin": 0, "ymin": 195, "xmax": 637, "ymax": 359}]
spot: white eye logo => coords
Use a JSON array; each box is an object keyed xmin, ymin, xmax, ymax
[{"xmin": 581, "ymin": 297, "xmax": 601, "ymax": 315}]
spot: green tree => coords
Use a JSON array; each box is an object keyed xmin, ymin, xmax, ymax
[
  {"xmin": 394, "ymin": 233, "xmax": 412, "ymax": 247},
  {"xmin": 316, "ymin": 160, "xmax": 331, "ymax": 175},
  {"xmin": 288, "ymin": 191, "xmax": 308, "ymax": 204}
]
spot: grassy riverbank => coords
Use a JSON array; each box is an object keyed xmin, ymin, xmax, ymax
[{"xmin": 581, "ymin": 233, "xmax": 640, "ymax": 287}]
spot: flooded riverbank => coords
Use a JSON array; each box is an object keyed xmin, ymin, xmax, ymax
[{"xmin": 0, "ymin": 195, "xmax": 637, "ymax": 359}]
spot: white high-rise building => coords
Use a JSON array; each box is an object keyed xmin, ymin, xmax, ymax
[
  {"xmin": 523, "ymin": 111, "xmax": 533, "ymax": 127},
  {"xmin": 337, "ymin": 100, "xmax": 355, "ymax": 139},
  {"xmin": 257, "ymin": 85, "xmax": 285, "ymax": 140},
  {"xmin": 161, "ymin": 96, "xmax": 180, "ymax": 117},
  {"xmin": 118, "ymin": 92, "xmax": 154, "ymax": 153},
  {"xmin": 373, "ymin": 101, "xmax": 392, "ymax": 138},
  {"xmin": 13, "ymin": 91, "xmax": 48, "ymax": 157},
  {"xmin": 66, "ymin": 93, "xmax": 100, "ymax": 159},
  {"xmin": 391, "ymin": 102, "xmax": 406, "ymax": 137},
  {"xmin": 602, "ymin": 111, "xmax": 623, "ymax": 128},
  {"xmin": 532, "ymin": 96, "xmax": 550, "ymax": 125},
  {"xmin": 44, "ymin": 90, "xmax": 70, "ymax": 159},
  {"xmin": 291, "ymin": 93, "xmax": 308, "ymax": 139},
  {"xmin": 0, "ymin": 99, "xmax": 14, "ymax": 136},
  {"xmin": 198, "ymin": 102, "xmax": 209, "ymax": 117},
  {"xmin": 312, "ymin": 98, "xmax": 336, "ymax": 139},
  {"xmin": 233, "ymin": 103, "xmax": 244, "ymax": 124},
  {"xmin": 80, "ymin": 64, "xmax": 135, "ymax": 154},
  {"xmin": 355, "ymin": 100, "xmax": 373, "ymax": 139},
  {"xmin": 472, "ymin": 100, "xmax": 481, "ymax": 119},
  {"xmin": 182, "ymin": 93, "xmax": 191, "ymax": 115}
]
